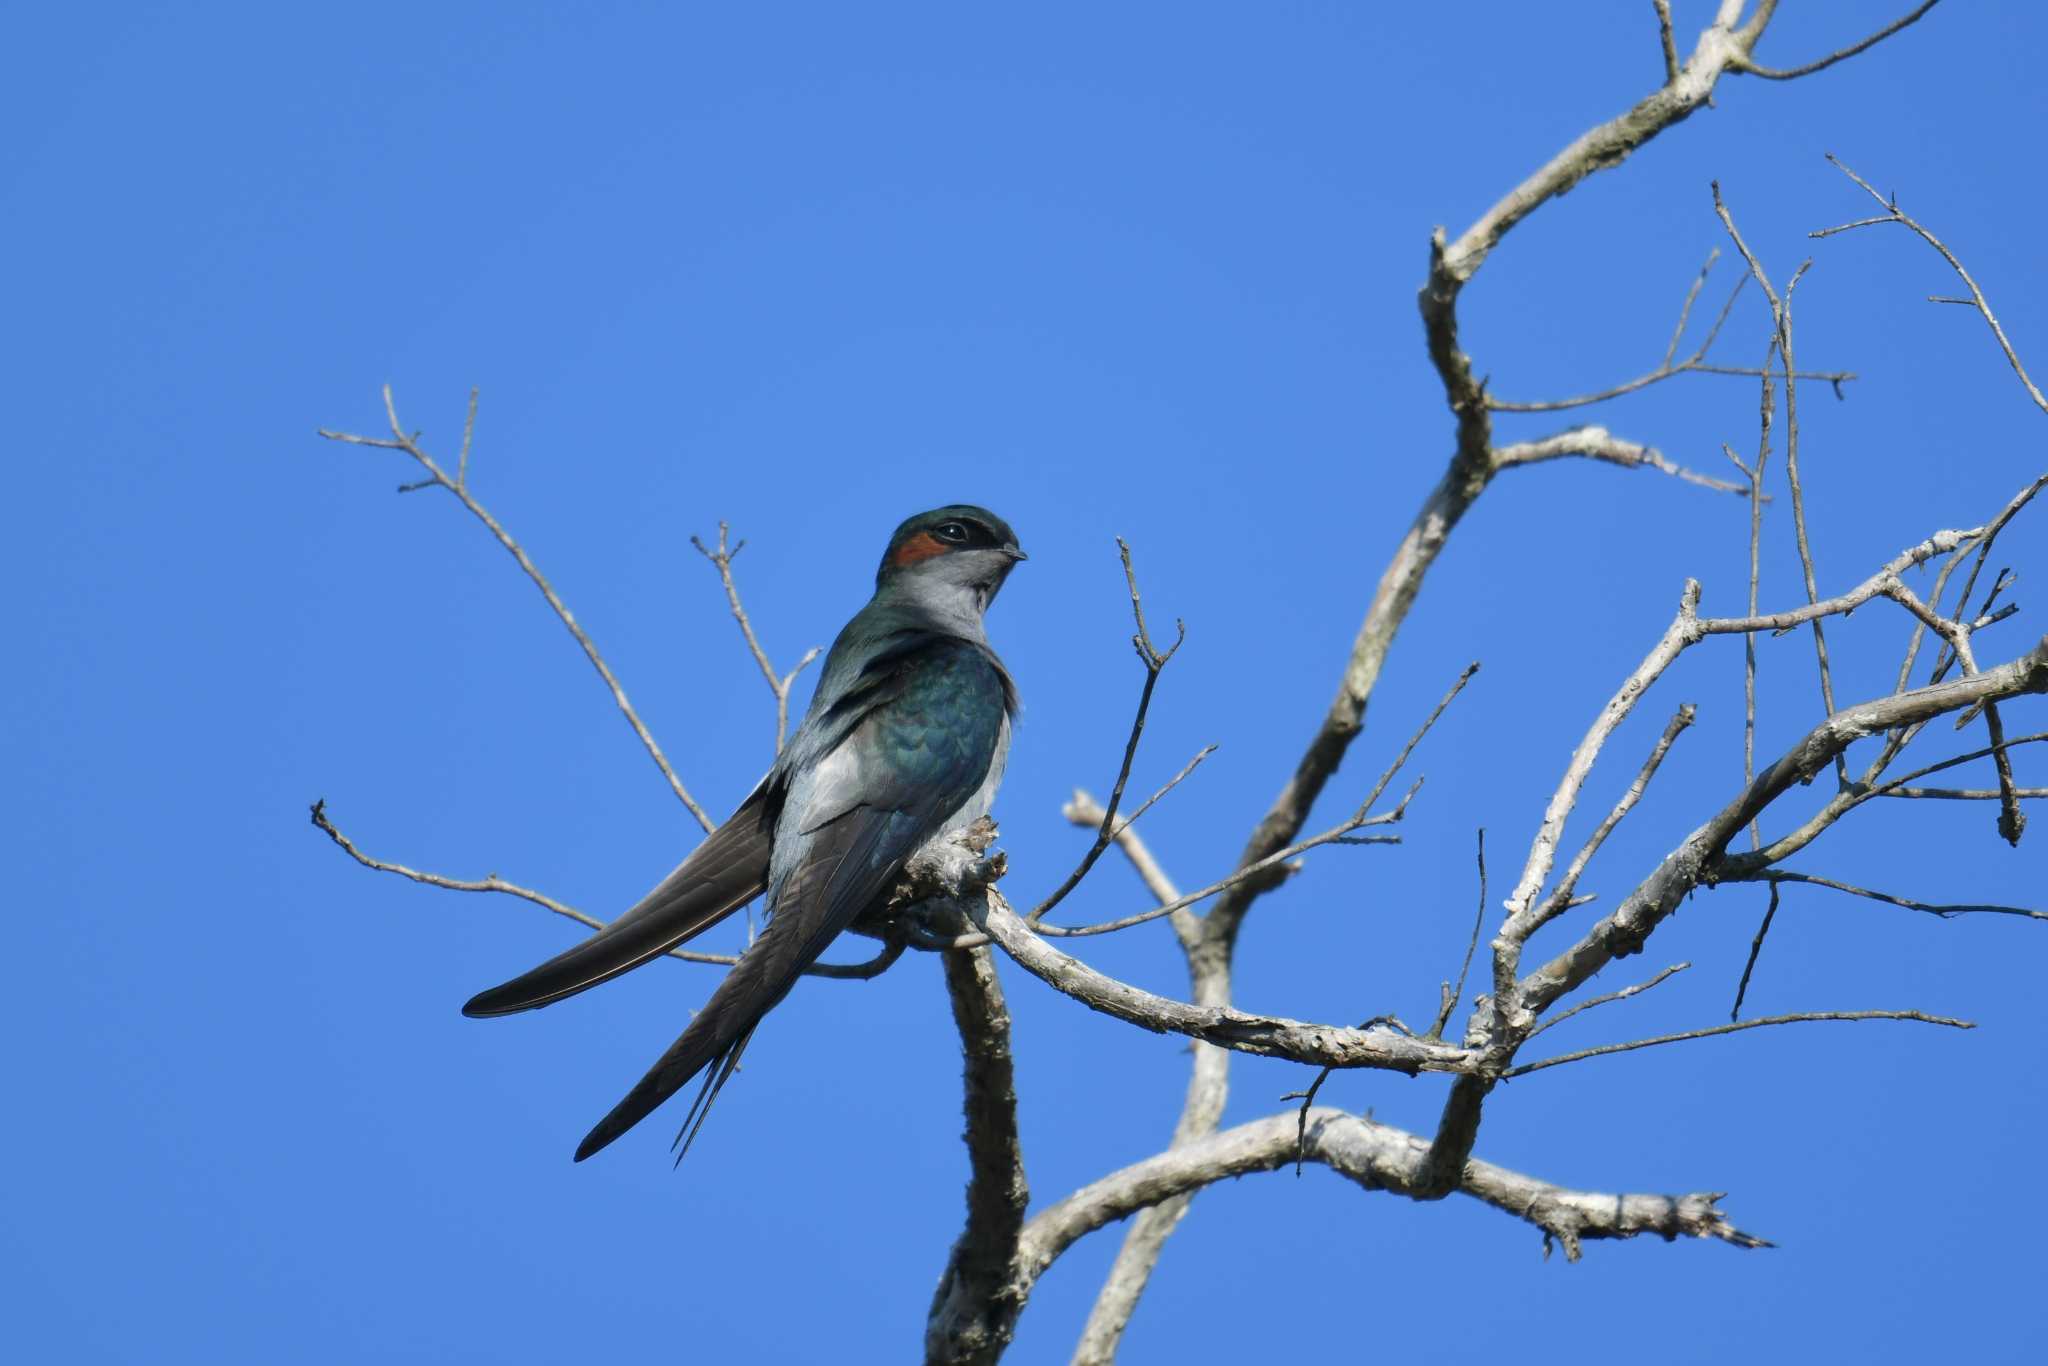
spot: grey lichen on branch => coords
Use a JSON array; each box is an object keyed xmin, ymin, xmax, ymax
[
  {"xmin": 925, "ymin": 941, "xmax": 1028, "ymax": 1366},
  {"xmin": 1018, "ymin": 1108, "xmax": 1771, "ymax": 1277}
]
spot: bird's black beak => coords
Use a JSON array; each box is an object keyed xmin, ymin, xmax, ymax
[{"xmin": 1002, "ymin": 544, "xmax": 1028, "ymax": 562}]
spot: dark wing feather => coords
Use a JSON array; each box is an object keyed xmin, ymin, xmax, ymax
[
  {"xmin": 572, "ymin": 637, "xmax": 1009, "ymax": 1161},
  {"xmin": 573, "ymin": 802, "xmax": 915, "ymax": 1161},
  {"xmin": 461, "ymin": 780, "xmax": 778, "ymax": 1018}
]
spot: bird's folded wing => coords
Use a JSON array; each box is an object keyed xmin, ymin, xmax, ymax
[
  {"xmin": 573, "ymin": 636, "xmax": 1013, "ymax": 1160},
  {"xmin": 571, "ymin": 800, "xmax": 915, "ymax": 1161},
  {"xmin": 461, "ymin": 780, "xmax": 778, "ymax": 1018}
]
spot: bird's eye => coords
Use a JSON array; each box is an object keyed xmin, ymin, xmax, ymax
[{"xmin": 934, "ymin": 522, "xmax": 970, "ymax": 543}]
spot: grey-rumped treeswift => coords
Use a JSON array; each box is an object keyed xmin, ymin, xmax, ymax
[{"xmin": 463, "ymin": 505, "xmax": 1025, "ymax": 1162}]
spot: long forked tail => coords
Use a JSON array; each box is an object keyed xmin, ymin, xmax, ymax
[
  {"xmin": 572, "ymin": 955, "xmax": 780, "ymax": 1162},
  {"xmin": 572, "ymin": 803, "xmax": 908, "ymax": 1161}
]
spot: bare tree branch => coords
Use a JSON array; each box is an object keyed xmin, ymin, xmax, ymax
[
  {"xmin": 1524, "ymin": 636, "xmax": 2048, "ymax": 1019},
  {"xmin": 1211, "ymin": 2, "xmax": 1791, "ymax": 950},
  {"xmin": 691, "ymin": 523, "xmax": 821, "ymax": 754},
  {"xmin": 1486, "ymin": 248, "xmax": 1855, "ymax": 415},
  {"xmin": 926, "ymin": 947, "xmax": 1030, "ymax": 1366},
  {"xmin": 1429, "ymin": 829, "xmax": 1488, "ymax": 1040},
  {"xmin": 1528, "ymin": 962, "xmax": 1690, "ymax": 1040},
  {"xmin": 1508, "ymin": 1009, "xmax": 1971, "ymax": 1078},
  {"xmin": 1725, "ymin": 868, "xmax": 2048, "ymax": 922},
  {"xmin": 1812, "ymin": 154, "xmax": 2044, "ymax": 414},
  {"xmin": 1733, "ymin": 1, "xmax": 1943, "ymax": 82},
  {"xmin": 1731, "ymin": 884, "xmax": 1780, "ymax": 1020},
  {"xmin": 1016, "ymin": 1109, "xmax": 1770, "ymax": 1282},
  {"xmin": 1493, "ymin": 426, "xmax": 1750, "ymax": 495},
  {"xmin": 1031, "ymin": 540, "xmax": 1184, "ymax": 924},
  {"xmin": 1063, "ymin": 789, "xmax": 1184, "ymax": 911},
  {"xmin": 1714, "ymin": 187, "xmax": 1841, "ymax": 778},
  {"xmin": 1063, "ymin": 804, "xmax": 1225, "ymax": 1366},
  {"xmin": 1534, "ymin": 704, "xmax": 1698, "ymax": 930},
  {"xmin": 970, "ymin": 886, "xmax": 1472, "ymax": 1075},
  {"xmin": 1653, "ymin": 0, "xmax": 1680, "ymax": 84},
  {"xmin": 319, "ymin": 387, "xmax": 717, "ymax": 832},
  {"xmin": 315, "ymin": 8, "xmax": 2031, "ymax": 1358}
]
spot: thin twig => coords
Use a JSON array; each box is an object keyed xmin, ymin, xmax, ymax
[
  {"xmin": 1063, "ymin": 792, "xmax": 1181, "ymax": 905},
  {"xmin": 1733, "ymin": 1, "xmax": 1942, "ymax": 81},
  {"xmin": 1101, "ymin": 746, "xmax": 1217, "ymax": 842},
  {"xmin": 1528, "ymin": 962, "xmax": 1689, "ymax": 1040},
  {"xmin": 691, "ymin": 523, "xmax": 821, "ymax": 754},
  {"xmin": 1030, "ymin": 539, "xmax": 1185, "ymax": 923},
  {"xmin": 1878, "ymin": 785, "xmax": 2048, "ymax": 801},
  {"xmin": 456, "ymin": 386, "xmax": 477, "ymax": 490},
  {"xmin": 1860, "ymin": 732, "xmax": 2048, "ymax": 801},
  {"xmin": 1653, "ymin": 0, "xmax": 1679, "ymax": 84},
  {"xmin": 1535, "ymin": 703, "xmax": 1697, "ymax": 928},
  {"xmin": 1430, "ymin": 829, "xmax": 1488, "ymax": 1040},
  {"xmin": 318, "ymin": 387, "xmax": 716, "ymax": 832},
  {"xmin": 1729, "ymin": 869, "xmax": 2047, "ymax": 922},
  {"xmin": 1042, "ymin": 781, "xmax": 1423, "ymax": 940},
  {"xmin": 1815, "ymin": 154, "xmax": 2045, "ymax": 415},
  {"xmin": 1507, "ymin": 1010, "xmax": 1972, "ymax": 1078},
  {"xmin": 1730, "ymin": 883, "xmax": 1779, "ymax": 1021},
  {"xmin": 1737, "ymin": 342, "xmax": 1773, "ymax": 844},
  {"xmin": 1361, "ymin": 662, "xmax": 1480, "ymax": 814},
  {"xmin": 1488, "ymin": 250, "xmax": 1852, "ymax": 416},
  {"xmin": 1712, "ymin": 188, "xmax": 1840, "ymax": 781}
]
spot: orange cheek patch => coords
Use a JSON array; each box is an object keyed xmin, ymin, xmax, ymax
[{"xmin": 892, "ymin": 531, "xmax": 949, "ymax": 567}]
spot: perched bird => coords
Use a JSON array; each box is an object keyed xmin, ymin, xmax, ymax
[{"xmin": 463, "ymin": 505, "xmax": 1025, "ymax": 1161}]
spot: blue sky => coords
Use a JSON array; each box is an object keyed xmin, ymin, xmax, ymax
[{"xmin": 6, "ymin": 3, "xmax": 2044, "ymax": 1361}]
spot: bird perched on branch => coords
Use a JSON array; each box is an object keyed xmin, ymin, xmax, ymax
[{"xmin": 463, "ymin": 505, "xmax": 1025, "ymax": 1161}]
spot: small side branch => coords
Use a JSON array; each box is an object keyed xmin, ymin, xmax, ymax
[
  {"xmin": 1508, "ymin": 1009, "xmax": 1972, "ymax": 1078},
  {"xmin": 1030, "ymin": 539, "xmax": 1184, "ymax": 924},
  {"xmin": 1487, "ymin": 249, "xmax": 1855, "ymax": 416},
  {"xmin": 1653, "ymin": 0, "xmax": 1679, "ymax": 84},
  {"xmin": 1429, "ymin": 829, "xmax": 1488, "ymax": 1040},
  {"xmin": 1726, "ymin": 869, "xmax": 2048, "ymax": 923},
  {"xmin": 1731, "ymin": 884, "xmax": 1780, "ymax": 1020},
  {"xmin": 972, "ymin": 888, "xmax": 1472, "ymax": 1076},
  {"xmin": 1529, "ymin": 962, "xmax": 1690, "ymax": 1040},
  {"xmin": 1062, "ymin": 788, "xmax": 1188, "ymax": 923},
  {"xmin": 691, "ymin": 523, "xmax": 821, "ymax": 754},
  {"xmin": 319, "ymin": 387, "xmax": 716, "ymax": 832},
  {"xmin": 1038, "ymin": 795, "xmax": 1421, "ymax": 944},
  {"xmin": 1813, "ymin": 155, "xmax": 2044, "ymax": 415},
  {"xmin": 1714, "ymin": 186, "xmax": 1839, "ymax": 772},
  {"xmin": 1494, "ymin": 426, "xmax": 1750, "ymax": 496},
  {"xmin": 1040, "ymin": 663, "xmax": 1472, "ymax": 941},
  {"xmin": 1521, "ymin": 635, "xmax": 2048, "ymax": 1018},
  {"xmin": 1733, "ymin": 1, "xmax": 1944, "ymax": 82},
  {"xmin": 1014, "ymin": 1109, "xmax": 1769, "ymax": 1283},
  {"xmin": 1534, "ymin": 703, "xmax": 1698, "ymax": 930}
]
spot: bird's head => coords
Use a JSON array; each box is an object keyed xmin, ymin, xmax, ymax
[{"xmin": 875, "ymin": 504, "xmax": 1026, "ymax": 612}]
